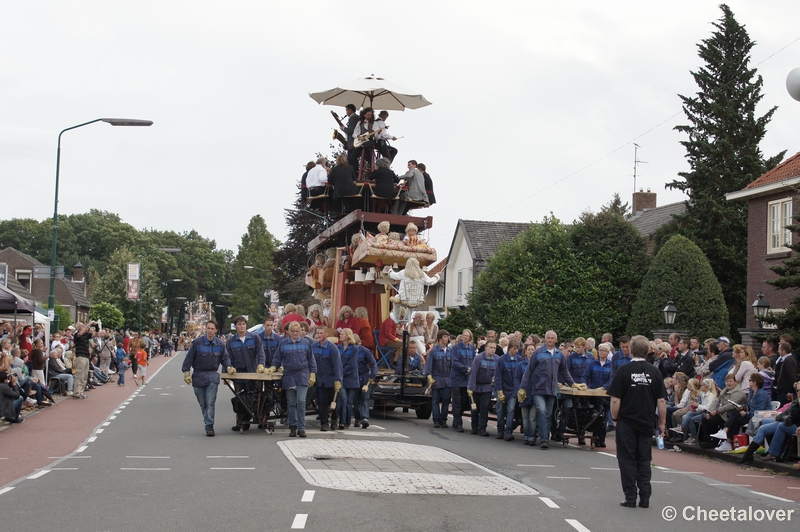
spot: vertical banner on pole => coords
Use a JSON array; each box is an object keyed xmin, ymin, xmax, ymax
[{"xmin": 127, "ymin": 263, "xmax": 140, "ymax": 300}]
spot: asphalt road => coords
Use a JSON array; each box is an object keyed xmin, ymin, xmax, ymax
[{"xmin": 2, "ymin": 355, "xmax": 798, "ymax": 532}]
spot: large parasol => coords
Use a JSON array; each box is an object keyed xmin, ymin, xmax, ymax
[{"xmin": 309, "ymin": 75, "xmax": 432, "ymax": 111}]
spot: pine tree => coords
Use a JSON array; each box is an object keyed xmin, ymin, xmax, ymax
[
  {"xmin": 666, "ymin": 4, "xmax": 784, "ymax": 338},
  {"xmin": 232, "ymin": 215, "xmax": 279, "ymax": 322}
]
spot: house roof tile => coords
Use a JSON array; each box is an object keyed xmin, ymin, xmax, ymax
[
  {"xmin": 629, "ymin": 202, "xmax": 686, "ymax": 237},
  {"xmin": 745, "ymin": 151, "xmax": 800, "ymax": 189},
  {"xmin": 459, "ymin": 220, "xmax": 531, "ymax": 264}
]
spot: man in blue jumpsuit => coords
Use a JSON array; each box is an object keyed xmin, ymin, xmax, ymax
[
  {"xmin": 563, "ymin": 337, "xmax": 593, "ymax": 443},
  {"xmin": 226, "ymin": 316, "xmax": 266, "ymax": 431},
  {"xmin": 582, "ymin": 342, "xmax": 613, "ymax": 448},
  {"xmin": 311, "ymin": 327, "xmax": 342, "ymax": 431},
  {"xmin": 518, "ymin": 330, "xmax": 578, "ymax": 449},
  {"xmin": 257, "ymin": 317, "xmax": 281, "ymax": 368},
  {"xmin": 355, "ymin": 336, "xmax": 378, "ymax": 428},
  {"xmin": 182, "ymin": 320, "xmax": 231, "ymax": 437},
  {"xmin": 450, "ymin": 329, "xmax": 476, "ymax": 433},
  {"xmin": 468, "ymin": 340, "xmax": 499, "ymax": 436},
  {"xmin": 495, "ymin": 339, "xmax": 521, "ymax": 440},
  {"xmin": 265, "ymin": 322, "xmax": 317, "ymax": 437},
  {"xmin": 425, "ymin": 329, "xmax": 451, "ymax": 428}
]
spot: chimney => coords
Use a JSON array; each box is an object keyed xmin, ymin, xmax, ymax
[
  {"xmin": 632, "ymin": 188, "xmax": 656, "ymax": 216},
  {"xmin": 72, "ymin": 262, "xmax": 84, "ymax": 283}
]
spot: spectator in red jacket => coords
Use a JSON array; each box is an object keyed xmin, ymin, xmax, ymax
[{"xmin": 335, "ymin": 306, "xmax": 360, "ymax": 333}]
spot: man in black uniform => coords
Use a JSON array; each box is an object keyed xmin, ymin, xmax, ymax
[{"xmin": 608, "ymin": 334, "xmax": 666, "ymax": 509}]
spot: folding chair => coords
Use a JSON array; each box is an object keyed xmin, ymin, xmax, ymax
[{"xmin": 374, "ymin": 330, "xmax": 395, "ymax": 370}]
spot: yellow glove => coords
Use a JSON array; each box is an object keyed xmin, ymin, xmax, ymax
[
  {"xmin": 183, "ymin": 371, "xmax": 192, "ymax": 385},
  {"xmin": 264, "ymin": 366, "xmax": 277, "ymax": 375},
  {"xmin": 571, "ymin": 383, "xmax": 581, "ymax": 389},
  {"xmin": 361, "ymin": 384, "xmax": 368, "ymax": 393},
  {"xmin": 256, "ymin": 364, "xmax": 265, "ymax": 373},
  {"xmin": 578, "ymin": 383, "xmax": 588, "ymax": 391},
  {"xmin": 517, "ymin": 389, "xmax": 527, "ymax": 403},
  {"xmin": 226, "ymin": 366, "xmax": 236, "ymax": 375},
  {"xmin": 467, "ymin": 389, "xmax": 473, "ymax": 396},
  {"xmin": 497, "ymin": 390, "xmax": 506, "ymax": 403},
  {"xmin": 308, "ymin": 372, "xmax": 316, "ymax": 387},
  {"xmin": 427, "ymin": 375, "xmax": 435, "ymax": 386},
  {"xmin": 334, "ymin": 381, "xmax": 342, "ymax": 392}
]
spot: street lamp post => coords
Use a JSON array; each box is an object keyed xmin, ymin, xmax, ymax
[
  {"xmin": 663, "ymin": 300, "xmax": 677, "ymax": 330},
  {"xmin": 166, "ymin": 296, "xmax": 188, "ymax": 334},
  {"xmin": 137, "ymin": 250, "xmax": 181, "ymax": 334},
  {"xmin": 752, "ymin": 292, "xmax": 771, "ymax": 330},
  {"xmin": 48, "ymin": 118, "xmax": 153, "ymax": 332}
]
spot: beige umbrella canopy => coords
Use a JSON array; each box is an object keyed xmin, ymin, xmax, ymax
[{"xmin": 309, "ymin": 75, "xmax": 432, "ymax": 111}]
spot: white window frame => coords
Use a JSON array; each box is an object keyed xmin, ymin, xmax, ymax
[
  {"xmin": 767, "ymin": 198, "xmax": 792, "ymax": 254},
  {"xmin": 457, "ymin": 271, "xmax": 463, "ymax": 297},
  {"xmin": 15, "ymin": 269, "xmax": 32, "ymax": 293}
]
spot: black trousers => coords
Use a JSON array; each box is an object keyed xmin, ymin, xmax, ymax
[
  {"xmin": 317, "ymin": 386, "xmax": 337, "ymax": 426},
  {"xmin": 473, "ymin": 392, "xmax": 491, "ymax": 432},
  {"xmin": 451, "ymin": 386, "xmax": 473, "ymax": 428},
  {"xmin": 699, "ymin": 413, "xmax": 725, "ymax": 444},
  {"xmin": 615, "ymin": 420, "xmax": 653, "ymax": 503}
]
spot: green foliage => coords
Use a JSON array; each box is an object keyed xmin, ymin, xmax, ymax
[
  {"xmin": 53, "ymin": 303, "xmax": 72, "ymax": 330},
  {"xmin": 627, "ymin": 235, "xmax": 728, "ymax": 339},
  {"xmin": 468, "ymin": 216, "xmax": 624, "ymax": 339},
  {"xmin": 666, "ymin": 4, "xmax": 784, "ymax": 337},
  {"xmin": 232, "ymin": 215, "xmax": 280, "ymax": 322},
  {"xmin": 570, "ymin": 194, "xmax": 651, "ymax": 338},
  {"xmin": 438, "ymin": 308, "xmax": 484, "ymax": 338},
  {"xmin": 766, "ymin": 198, "xmax": 800, "ymax": 335},
  {"xmin": 89, "ymin": 302, "xmax": 125, "ymax": 330}
]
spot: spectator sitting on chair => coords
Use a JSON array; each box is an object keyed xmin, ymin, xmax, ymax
[
  {"xmin": 738, "ymin": 381, "xmax": 800, "ymax": 463},
  {"xmin": 48, "ymin": 349, "xmax": 74, "ymax": 396},
  {"xmin": 698, "ymin": 373, "xmax": 747, "ymax": 451},
  {"xmin": 710, "ymin": 373, "xmax": 771, "ymax": 448}
]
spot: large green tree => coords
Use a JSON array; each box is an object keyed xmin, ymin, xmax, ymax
[
  {"xmin": 627, "ymin": 235, "xmax": 729, "ymax": 340},
  {"xmin": 665, "ymin": 4, "xmax": 784, "ymax": 337},
  {"xmin": 468, "ymin": 217, "xmax": 617, "ymax": 338},
  {"xmin": 569, "ymin": 194, "xmax": 650, "ymax": 338},
  {"xmin": 89, "ymin": 302, "xmax": 125, "ymax": 330},
  {"xmin": 231, "ymin": 215, "xmax": 279, "ymax": 322}
]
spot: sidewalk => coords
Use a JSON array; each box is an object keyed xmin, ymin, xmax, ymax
[{"xmin": 0, "ymin": 354, "xmax": 179, "ymax": 487}]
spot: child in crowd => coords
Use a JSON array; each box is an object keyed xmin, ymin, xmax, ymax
[
  {"xmin": 664, "ymin": 377, "xmax": 675, "ymax": 406},
  {"xmin": 134, "ymin": 345, "xmax": 148, "ymax": 386},
  {"xmin": 116, "ymin": 358, "xmax": 128, "ymax": 386},
  {"xmin": 115, "ymin": 343, "xmax": 126, "ymax": 371}
]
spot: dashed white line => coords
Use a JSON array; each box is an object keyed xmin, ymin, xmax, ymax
[
  {"xmin": 708, "ymin": 483, "xmax": 751, "ymax": 487},
  {"xmin": 517, "ymin": 464, "xmax": 555, "ymax": 467},
  {"xmin": 88, "ymin": 437, "xmax": 97, "ymax": 443},
  {"xmin": 102, "ymin": 422, "xmax": 111, "ymax": 427},
  {"xmin": 0, "ymin": 487, "xmax": 15, "ymax": 495},
  {"xmin": 787, "ymin": 487, "xmax": 800, "ymax": 490},
  {"xmin": 590, "ymin": 467, "xmax": 618, "ymax": 471},
  {"xmin": 27, "ymin": 470, "xmax": 50, "ymax": 479},
  {"xmin": 540, "ymin": 497, "xmax": 560, "ymax": 508},
  {"xmin": 566, "ymin": 519, "xmax": 591, "ymax": 532},
  {"xmin": 751, "ymin": 491, "xmax": 793, "ymax": 503},
  {"xmin": 301, "ymin": 490, "xmax": 315, "ymax": 502},
  {"xmin": 597, "ymin": 452, "xmax": 616, "ymax": 458},
  {"xmin": 654, "ymin": 465, "xmax": 670, "ymax": 470},
  {"xmin": 114, "ymin": 411, "xmax": 121, "ymax": 414},
  {"xmin": 207, "ymin": 456, "xmax": 249, "ymax": 459},
  {"xmin": 210, "ymin": 467, "xmax": 256, "ymax": 470},
  {"xmin": 126, "ymin": 456, "xmax": 170, "ymax": 459},
  {"xmin": 0, "ymin": 458, "xmax": 7, "ymax": 460},
  {"xmin": 120, "ymin": 468, "xmax": 171, "ymax": 471},
  {"xmin": 370, "ymin": 425, "xmax": 385, "ymax": 430},
  {"xmin": 109, "ymin": 416, "xmax": 117, "ymax": 420},
  {"xmin": 650, "ymin": 481, "xmax": 672, "ymax": 484},
  {"xmin": 47, "ymin": 468, "xmax": 79, "ymax": 470},
  {"xmin": 95, "ymin": 429, "xmax": 104, "ymax": 434},
  {"xmin": 291, "ymin": 514, "xmax": 308, "ymax": 529},
  {"xmin": 76, "ymin": 446, "xmax": 88, "ymax": 453},
  {"xmin": 736, "ymin": 474, "xmax": 773, "ymax": 478},
  {"xmin": 547, "ymin": 477, "xmax": 591, "ymax": 480},
  {"xmin": 662, "ymin": 470, "xmax": 703, "ymax": 475}
]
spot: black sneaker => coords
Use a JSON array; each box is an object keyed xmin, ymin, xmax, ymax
[
  {"xmin": 455, "ymin": 425, "xmax": 464, "ymax": 433},
  {"xmin": 290, "ymin": 427, "xmax": 297, "ymax": 437},
  {"xmin": 206, "ymin": 428, "xmax": 215, "ymax": 437},
  {"xmin": 471, "ymin": 429, "xmax": 478, "ymax": 435},
  {"xmin": 504, "ymin": 435, "xmax": 515, "ymax": 442},
  {"xmin": 434, "ymin": 424, "xmax": 441, "ymax": 429},
  {"xmin": 495, "ymin": 433, "xmax": 504, "ymax": 439},
  {"xmin": 620, "ymin": 501, "xmax": 636, "ymax": 508},
  {"xmin": 320, "ymin": 424, "xmax": 328, "ymax": 432},
  {"xmin": 540, "ymin": 442, "xmax": 549, "ymax": 449},
  {"xmin": 232, "ymin": 425, "xmax": 241, "ymax": 431},
  {"xmin": 298, "ymin": 429, "xmax": 307, "ymax": 438},
  {"xmin": 639, "ymin": 500, "xmax": 649, "ymax": 508},
  {"xmin": 361, "ymin": 421, "xmax": 369, "ymax": 429},
  {"xmin": 478, "ymin": 430, "xmax": 489, "ymax": 437},
  {"xmin": 440, "ymin": 422, "xmax": 448, "ymax": 428},
  {"xmin": 578, "ymin": 439, "xmax": 586, "ymax": 445}
]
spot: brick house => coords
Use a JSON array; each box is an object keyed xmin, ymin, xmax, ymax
[
  {"xmin": 0, "ymin": 247, "xmax": 91, "ymax": 323},
  {"xmin": 726, "ymin": 151, "xmax": 800, "ymax": 330}
]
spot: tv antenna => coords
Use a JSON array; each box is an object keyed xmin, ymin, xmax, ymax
[{"xmin": 633, "ymin": 143, "xmax": 648, "ymax": 192}]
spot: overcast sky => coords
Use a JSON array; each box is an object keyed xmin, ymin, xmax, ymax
[{"xmin": 2, "ymin": 1, "xmax": 799, "ymax": 262}]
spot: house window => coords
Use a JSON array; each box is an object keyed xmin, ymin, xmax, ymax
[
  {"xmin": 457, "ymin": 271, "xmax": 463, "ymax": 297},
  {"xmin": 768, "ymin": 198, "xmax": 792, "ymax": 253},
  {"xmin": 15, "ymin": 270, "xmax": 31, "ymax": 292}
]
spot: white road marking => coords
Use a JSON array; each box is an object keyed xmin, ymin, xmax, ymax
[
  {"xmin": 566, "ymin": 519, "xmax": 591, "ymax": 532},
  {"xmin": 291, "ymin": 514, "xmax": 308, "ymax": 529},
  {"xmin": 159, "ymin": 393, "xmax": 172, "ymax": 396},
  {"xmin": 547, "ymin": 477, "xmax": 591, "ymax": 480},
  {"xmin": 207, "ymin": 456, "xmax": 249, "ymax": 459},
  {"xmin": 47, "ymin": 468, "xmax": 79, "ymax": 470},
  {"xmin": 109, "ymin": 416, "xmax": 117, "ymax": 420},
  {"xmin": 63, "ymin": 456, "xmax": 91, "ymax": 459},
  {"xmin": 341, "ymin": 431, "xmax": 408, "ymax": 438},
  {"xmin": 210, "ymin": 467, "xmax": 256, "ymax": 470},
  {"xmin": 120, "ymin": 468, "xmax": 171, "ymax": 471},
  {"xmin": 370, "ymin": 425, "xmax": 386, "ymax": 430},
  {"xmin": 751, "ymin": 491, "xmax": 793, "ymax": 503},
  {"xmin": 654, "ymin": 465, "xmax": 670, "ymax": 470},
  {"xmin": 126, "ymin": 456, "xmax": 170, "ymax": 459},
  {"xmin": 650, "ymin": 481, "xmax": 672, "ymax": 484},
  {"xmin": 0, "ymin": 458, "xmax": 7, "ymax": 460},
  {"xmin": 0, "ymin": 487, "xmax": 14, "ymax": 495},
  {"xmin": 95, "ymin": 429, "xmax": 104, "ymax": 433},
  {"xmin": 736, "ymin": 474, "xmax": 773, "ymax": 478},
  {"xmin": 27, "ymin": 470, "xmax": 50, "ymax": 479},
  {"xmin": 590, "ymin": 467, "xmax": 618, "ymax": 471},
  {"xmin": 540, "ymin": 497, "xmax": 560, "ymax": 508},
  {"xmin": 708, "ymin": 483, "xmax": 751, "ymax": 487},
  {"xmin": 118, "ymin": 405, "xmax": 126, "ymax": 409},
  {"xmin": 102, "ymin": 422, "xmax": 110, "ymax": 426},
  {"xmin": 76, "ymin": 446, "xmax": 88, "ymax": 453},
  {"xmin": 597, "ymin": 452, "xmax": 616, "ymax": 458},
  {"xmin": 114, "ymin": 411, "xmax": 121, "ymax": 414},
  {"xmin": 47, "ymin": 457, "xmax": 63, "ymax": 459},
  {"xmin": 787, "ymin": 487, "xmax": 800, "ymax": 490},
  {"xmin": 88, "ymin": 437, "xmax": 97, "ymax": 443},
  {"xmin": 661, "ymin": 470, "xmax": 703, "ymax": 475},
  {"xmin": 301, "ymin": 490, "xmax": 315, "ymax": 502},
  {"xmin": 517, "ymin": 464, "xmax": 555, "ymax": 467}
]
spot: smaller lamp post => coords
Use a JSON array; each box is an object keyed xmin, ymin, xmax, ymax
[
  {"xmin": 752, "ymin": 292, "xmax": 771, "ymax": 330},
  {"xmin": 663, "ymin": 300, "xmax": 677, "ymax": 330}
]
